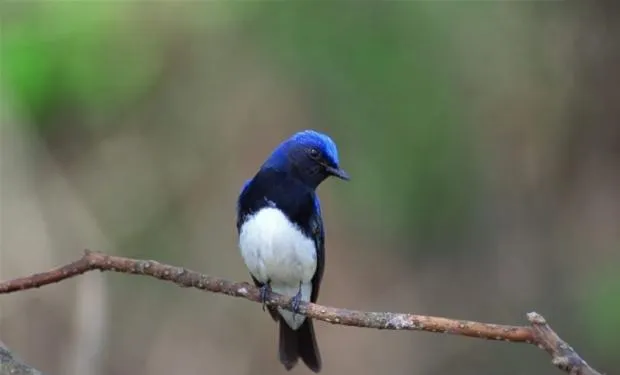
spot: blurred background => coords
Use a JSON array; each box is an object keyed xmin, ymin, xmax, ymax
[{"xmin": 1, "ymin": 2, "xmax": 619, "ymax": 375}]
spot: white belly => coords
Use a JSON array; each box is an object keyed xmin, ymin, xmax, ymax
[{"xmin": 239, "ymin": 207, "xmax": 317, "ymax": 329}]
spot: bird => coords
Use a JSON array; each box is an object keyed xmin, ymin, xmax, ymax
[{"xmin": 236, "ymin": 129, "xmax": 349, "ymax": 373}]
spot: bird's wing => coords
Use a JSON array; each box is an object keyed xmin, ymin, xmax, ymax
[
  {"xmin": 309, "ymin": 193, "xmax": 326, "ymax": 304},
  {"xmin": 236, "ymin": 177, "xmax": 280, "ymax": 321},
  {"xmin": 235, "ymin": 178, "xmax": 252, "ymax": 233}
]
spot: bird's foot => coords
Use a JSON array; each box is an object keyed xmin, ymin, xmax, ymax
[
  {"xmin": 259, "ymin": 282, "xmax": 272, "ymax": 311},
  {"xmin": 290, "ymin": 282, "xmax": 303, "ymax": 317}
]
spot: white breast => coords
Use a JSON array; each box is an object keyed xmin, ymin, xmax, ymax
[{"xmin": 239, "ymin": 207, "xmax": 317, "ymax": 329}]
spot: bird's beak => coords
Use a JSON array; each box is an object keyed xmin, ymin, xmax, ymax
[{"xmin": 325, "ymin": 165, "xmax": 350, "ymax": 181}]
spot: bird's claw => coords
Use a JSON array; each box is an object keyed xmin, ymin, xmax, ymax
[
  {"xmin": 290, "ymin": 284, "xmax": 303, "ymax": 318},
  {"xmin": 259, "ymin": 283, "xmax": 272, "ymax": 311},
  {"xmin": 291, "ymin": 295, "xmax": 301, "ymax": 314}
]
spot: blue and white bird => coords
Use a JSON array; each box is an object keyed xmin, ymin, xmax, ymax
[{"xmin": 236, "ymin": 130, "xmax": 349, "ymax": 373}]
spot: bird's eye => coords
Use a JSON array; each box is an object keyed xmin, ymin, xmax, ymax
[{"xmin": 309, "ymin": 148, "xmax": 321, "ymax": 159}]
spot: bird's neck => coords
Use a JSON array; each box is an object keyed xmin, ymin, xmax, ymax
[
  {"xmin": 259, "ymin": 165, "xmax": 323, "ymax": 191},
  {"xmin": 241, "ymin": 168, "xmax": 318, "ymax": 229},
  {"xmin": 253, "ymin": 168, "xmax": 311, "ymax": 192}
]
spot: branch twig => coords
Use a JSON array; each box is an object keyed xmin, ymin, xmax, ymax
[
  {"xmin": 0, "ymin": 340, "xmax": 45, "ymax": 375},
  {"xmin": 0, "ymin": 250, "xmax": 604, "ymax": 375}
]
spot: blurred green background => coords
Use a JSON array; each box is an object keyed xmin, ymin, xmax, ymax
[{"xmin": 1, "ymin": 2, "xmax": 618, "ymax": 375}]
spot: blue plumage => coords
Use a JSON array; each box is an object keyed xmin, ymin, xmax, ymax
[
  {"xmin": 236, "ymin": 129, "xmax": 348, "ymax": 373},
  {"xmin": 263, "ymin": 130, "xmax": 339, "ymax": 167}
]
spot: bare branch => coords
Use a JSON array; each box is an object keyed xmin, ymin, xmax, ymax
[
  {"xmin": 527, "ymin": 313, "xmax": 601, "ymax": 375},
  {"xmin": 0, "ymin": 250, "xmax": 604, "ymax": 375},
  {"xmin": 0, "ymin": 340, "xmax": 45, "ymax": 375}
]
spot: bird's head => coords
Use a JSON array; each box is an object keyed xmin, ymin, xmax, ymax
[{"xmin": 263, "ymin": 130, "xmax": 349, "ymax": 188}]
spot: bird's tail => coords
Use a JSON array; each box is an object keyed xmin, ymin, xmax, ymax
[{"xmin": 279, "ymin": 318, "xmax": 322, "ymax": 373}]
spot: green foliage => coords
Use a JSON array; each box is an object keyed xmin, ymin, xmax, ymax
[
  {"xmin": 243, "ymin": 2, "xmax": 477, "ymax": 251},
  {"xmin": 1, "ymin": 1, "xmax": 479, "ymax": 254},
  {"xmin": 580, "ymin": 265, "xmax": 620, "ymax": 354},
  {"xmin": 1, "ymin": 2, "xmax": 163, "ymax": 130}
]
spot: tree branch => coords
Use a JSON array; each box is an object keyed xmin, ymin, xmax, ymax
[
  {"xmin": 0, "ymin": 250, "xmax": 604, "ymax": 375},
  {"xmin": 0, "ymin": 340, "xmax": 45, "ymax": 375}
]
